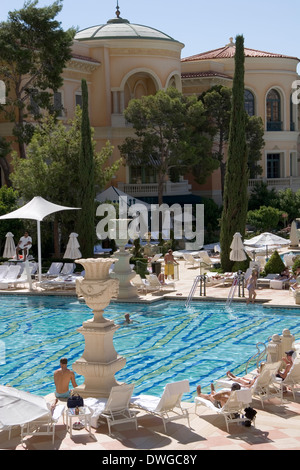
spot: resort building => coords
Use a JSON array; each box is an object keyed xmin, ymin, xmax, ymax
[{"xmin": 0, "ymin": 7, "xmax": 299, "ymax": 206}]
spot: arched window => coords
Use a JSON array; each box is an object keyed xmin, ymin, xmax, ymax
[
  {"xmin": 267, "ymin": 89, "xmax": 281, "ymax": 131},
  {"xmin": 244, "ymin": 90, "xmax": 255, "ymax": 116}
]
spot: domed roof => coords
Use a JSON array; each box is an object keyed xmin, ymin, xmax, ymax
[{"xmin": 75, "ymin": 6, "xmax": 179, "ymax": 44}]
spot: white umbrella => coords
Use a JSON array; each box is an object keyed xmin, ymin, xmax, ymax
[
  {"xmin": 244, "ymin": 232, "xmax": 290, "ymax": 258},
  {"xmin": 0, "ymin": 385, "xmax": 50, "ymax": 429},
  {"xmin": 3, "ymin": 232, "xmax": 16, "ymax": 258},
  {"xmin": 229, "ymin": 232, "xmax": 247, "ymax": 261},
  {"xmin": 63, "ymin": 232, "xmax": 82, "ymax": 259},
  {"xmin": 0, "ymin": 197, "xmax": 80, "ymax": 281}
]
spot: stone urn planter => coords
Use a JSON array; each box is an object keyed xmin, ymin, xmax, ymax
[{"xmin": 72, "ymin": 258, "xmax": 126, "ymax": 397}]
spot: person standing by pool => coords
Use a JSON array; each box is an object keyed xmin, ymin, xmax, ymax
[
  {"xmin": 54, "ymin": 358, "xmax": 78, "ymax": 399},
  {"xmin": 246, "ymin": 269, "xmax": 258, "ymax": 305},
  {"xmin": 164, "ymin": 249, "xmax": 178, "ymax": 279}
]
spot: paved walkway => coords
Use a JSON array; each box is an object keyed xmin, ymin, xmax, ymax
[{"xmin": 1, "ymin": 256, "xmax": 300, "ymax": 450}]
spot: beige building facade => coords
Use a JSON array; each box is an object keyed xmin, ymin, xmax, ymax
[{"xmin": 0, "ymin": 8, "xmax": 299, "ymax": 205}]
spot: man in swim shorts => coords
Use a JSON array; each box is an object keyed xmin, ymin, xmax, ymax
[
  {"xmin": 197, "ymin": 382, "xmax": 241, "ymax": 408},
  {"xmin": 54, "ymin": 358, "xmax": 78, "ymax": 399}
]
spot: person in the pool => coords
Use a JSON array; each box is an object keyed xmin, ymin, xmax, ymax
[
  {"xmin": 196, "ymin": 382, "xmax": 241, "ymax": 408},
  {"xmin": 54, "ymin": 357, "xmax": 78, "ymax": 399}
]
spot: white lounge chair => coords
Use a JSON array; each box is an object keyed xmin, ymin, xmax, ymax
[
  {"xmin": 0, "ymin": 265, "xmax": 9, "ymax": 280},
  {"xmin": 20, "ymin": 404, "xmax": 65, "ymax": 444},
  {"xmin": 149, "ymin": 253, "xmax": 162, "ymax": 263},
  {"xmin": 84, "ymin": 384, "xmax": 137, "ymax": 435},
  {"xmin": 195, "ymin": 388, "xmax": 253, "ymax": 432},
  {"xmin": 0, "ymin": 265, "xmax": 22, "ymax": 289},
  {"xmin": 216, "ymin": 361, "xmax": 282, "ymax": 408},
  {"xmin": 198, "ymin": 251, "xmax": 215, "ymax": 268},
  {"xmin": 183, "ymin": 253, "xmax": 200, "ymax": 268},
  {"xmin": 131, "ymin": 274, "xmax": 147, "ymax": 293},
  {"xmin": 131, "ymin": 380, "xmax": 190, "ymax": 432},
  {"xmin": 145, "ymin": 274, "xmax": 175, "ymax": 291},
  {"xmin": 274, "ymin": 357, "xmax": 300, "ymax": 402},
  {"xmin": 44, "ymin": 262, "xmax": 63, "ymax": 278},
  {"xmin": 60, "ymin": 263, "xmax": 75, "ymax": 276}
]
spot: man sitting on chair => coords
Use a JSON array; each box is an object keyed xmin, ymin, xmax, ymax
[{"xmin": 16, "ymin": 231, "xmax": 32, "ymax": 261}]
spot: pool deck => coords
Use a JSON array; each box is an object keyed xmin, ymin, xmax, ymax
[{"xmin": 1, "ymin": 257, "xmax": 300, "ymax": 451}]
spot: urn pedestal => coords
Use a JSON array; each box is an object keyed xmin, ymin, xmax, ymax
[{"xmin": 72, "ymin": 258, "xmax": 126, "ymax": 398}]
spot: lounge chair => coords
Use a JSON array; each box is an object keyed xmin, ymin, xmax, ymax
[
  {"xmin": 131, "ymin": 380, "xmax": 190, "ymax": 432},
  {"xmin": 0, "ymin": 265, "xmax": 22, "ymax": 289},
  {"xmin": 43, "ymin": 262, "xmax": 63, "ymax": 278},
  {"xmin": 0, "ymin": 265, "xmax": 9, "ymax": 280},
  {"xmin": 20, "ymin": 404, "xmax": 65, "ymax": 444},
  {"xmin": 256, "ymin": 273, "xmax": 278, "ymax": 288},
  {"xmin": 274, "ymin": 357, "xmax": 300, "ymax": 402},
  {"xmin": 183, "ymin": 253, "xmax": 200, "ymax": 268},
  {"xmin": 60, "ymin": 263, "xmax": 75, "ymax": 276},
  {"xmin": 84, "ymin": 384, "xmax": 137, "ymax": 435},
  {"xmin": 198, "ymin": 251, "xmax": 216, "ymax": 268},
  {"xmin": 131, "ymin": 274, "xmax": 147, "ymax": 293},
  {"xmin": 195, "ymin": 387, "xmax": 253, "ymax": 432},
  {"xmin": 216, "ymin": 361, "xmax": 282, "ymax": 408},
  {"xmin": 145, "ymin": 274, "xmax": 175, "ymax": 291},
  {"xmin": 149, "ymin": 253, "xmax": 163, "ymax": 263}
]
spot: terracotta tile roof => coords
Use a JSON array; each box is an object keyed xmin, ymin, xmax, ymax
[
  {"xmin": 71, "ymin": 53, "xmax": 100, "ymax": 64},
  {"xmin": 181, "ymin": 71, "xmax": 232, "ymax": 80},
  {"xmin": 182, "ymin": 40, "xmax": 299, "ymax": 62}
]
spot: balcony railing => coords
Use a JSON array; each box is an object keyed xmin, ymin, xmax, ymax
[
  {"xmin": 248, "ymin": 177, "xmax": 300, "ymax": 191},
  {"xmin": 118, "ymin": 180, "xmax": 192, "ymax": 197}
]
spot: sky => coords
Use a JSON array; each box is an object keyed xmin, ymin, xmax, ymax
[{"xmin": 1, "ymin": 0, "xmax": 300, "ymax": 64}]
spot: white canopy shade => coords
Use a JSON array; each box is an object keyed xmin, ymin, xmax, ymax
[
  {"xmin": 96, "ymin": 186, "xmax": 150, "ymax": 208},
  {"xmin": 0, "ymin": 197, "xmax": 80, "ymax": 281}
]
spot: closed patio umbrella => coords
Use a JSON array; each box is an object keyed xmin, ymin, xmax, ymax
[
  {"xmin": 63, "ymin": 232, "xmax": 82, "ymax": 259},
  {"xmin": 229, "ymin": 232, "xmax": 247, "ymax": 261},
  {"xmin": 3, "ymin": 232, "xmax": 16, "ymax": 259}
]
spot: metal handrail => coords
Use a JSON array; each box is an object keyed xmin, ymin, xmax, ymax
[{"xmin": 245, "ymin": 342, "xmax": 267, "ymax": 374}]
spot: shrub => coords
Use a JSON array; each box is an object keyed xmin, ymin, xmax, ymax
[{"xmin": 264, "ymin": 250, "xmax": 285, "ymax": 274}]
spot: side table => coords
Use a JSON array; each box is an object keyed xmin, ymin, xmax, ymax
[{"xmin": 65, "ymin": 407, "xmax": 92, "ymax": 438}]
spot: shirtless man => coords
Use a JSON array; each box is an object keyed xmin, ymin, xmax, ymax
[
  {"xmin": 197, "ymin": 382, "xmax": 241, "ymax": 408},
  {"xmin": 54, "ymin": 358, "xmax": 78, "ymax": 399}
]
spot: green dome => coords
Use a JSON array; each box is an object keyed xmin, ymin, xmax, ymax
[{"xmin": 75, "ymin": 16, "xmax": 178, "ymax": 43}]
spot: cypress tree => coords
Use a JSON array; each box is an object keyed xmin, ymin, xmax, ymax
[
  {"xmin": 220, "ymin": 35, "xmax": 249, "ymax": 272},
  {"xmin": 76, "ymin": 79, "xmax": 95, "ymax": 257}
]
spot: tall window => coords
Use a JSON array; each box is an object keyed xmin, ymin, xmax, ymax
[
  {"xmin": 267, "ymin": 89, "xmax": 281, "ymax": 131},
  {"xmin": 244, "ymin": 90, "xmax": 255, "ymax": 116},
  {"xmin": 267, "ymin": 154, "xmax": 280, "ymax": 178},
  {"xmin": 290, "ymin": 95, "xmax": 295, "ymax": 131},
  {"xmin": 129, "ymin": 166, "xmax": 157, "ymax": 184}
]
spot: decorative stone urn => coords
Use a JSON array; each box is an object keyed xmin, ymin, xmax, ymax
[
  {"xmin": 109, "ymin": 219, "xmax": 138, "ymax": 299},
  {"xmin": 72, "ymin": 258, "xmax": 126, "ymax": 398}
]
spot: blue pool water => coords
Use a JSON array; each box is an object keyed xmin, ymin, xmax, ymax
[{"xmin": 1, "ymin": 295, "xmax": 300, "ymax": 401}]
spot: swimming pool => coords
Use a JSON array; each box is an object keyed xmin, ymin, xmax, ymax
[{"xmin": 1, "ymin": 295, "xmax": 300, "ymax": 401}]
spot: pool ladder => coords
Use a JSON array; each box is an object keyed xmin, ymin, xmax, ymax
[
  {"xmin": 185, "ymin": 275, "xmax": 201, "ymax": 308},
  {"xmin": 245, "ymin": 342, "xmax": 267, "ymax": 374}
]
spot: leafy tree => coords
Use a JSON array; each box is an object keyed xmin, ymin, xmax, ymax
[
  {"xmin": 247, "ymin": 205, "xmax": 282, "ymax": 232},
  {"xmin": 246, "ymin": 116, "xmax": 264, "ymax": 179},
  {"xmin": 10, "ymin": 109, "xmax": 121, "ymax": 256},
  {"xmin": 248, "ymin": 181, "xmax": 279, "ymax": 211},
  {"xmin": 276, "ymin": 188, "xmax": 300, "ymax": 224},
  {"xmin": 119, "ymin": 88, "xmax": 216, "ymax": 205},
  {"xmin": 220, "ymin": 35, "xmax": 249, "ymax": 272},
  {"xmin": 0, "ymin": 0, "xmax": 75, "ymax": 168}
]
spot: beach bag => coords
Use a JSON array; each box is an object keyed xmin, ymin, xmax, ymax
[{"xmin": 67, "ymin": 392, "xmax": 84, "ymax": 408}]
